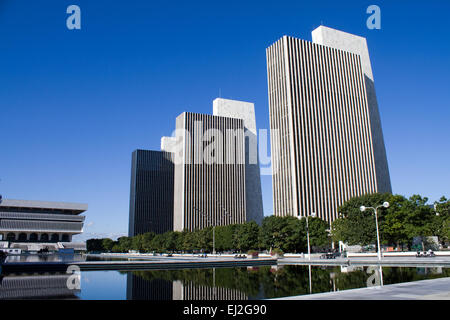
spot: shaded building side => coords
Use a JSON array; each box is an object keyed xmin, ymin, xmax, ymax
[{"xmin": 129, "ymin": 150, "xmax": 174, "ymax": 236}]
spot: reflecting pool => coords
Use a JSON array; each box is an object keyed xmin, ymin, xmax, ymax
[{"xmin": 1, "ymin": 265, "xmax": 449, "ymax": 300}]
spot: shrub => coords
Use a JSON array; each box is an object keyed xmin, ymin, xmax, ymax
[
  {"xmin": 247, "ymin": 250, "xmax": 259, "ymax": 258},
  {"xmin": 271, "ymin": 248, "xmax": 284, "ymax": 257}
]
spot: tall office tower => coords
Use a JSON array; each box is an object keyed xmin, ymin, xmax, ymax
[
  {"xmin": 213, "ymin": 98, "xmax": 264, "ymax": 225},
  {"xmin": 266, "ymin": 26, "xmax": 391, "ymax": 223},
  {"xmin": 128, "ymin": 149, "xmax": 174, "ymax": 236},
  {"xmin": 173, "ymin": 112, "xmax": 246, "ymax": 231}
]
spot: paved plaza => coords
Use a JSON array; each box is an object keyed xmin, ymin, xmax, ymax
[{"xmin": 276, "ymin": 277, "xmax": 450, "ymax": 300}]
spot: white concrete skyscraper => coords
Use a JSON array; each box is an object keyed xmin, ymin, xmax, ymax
[
  {"xmin": 312, "ymin": 26, "xmax": 391, "ymax": 194},
  {"xmin": 161, "ymin": 98, "xmax": 264, "ymax": 232},
  {"xmin": 172, "ymin": 112, "xmax": 247, "ymax": 232},
  {"xmin": 266, "ymin": 26, "xmax": 391, "ymax": 223},
  {"xmin": 213, "ymin": 98, "xmax": 264, "ymax": 225}
]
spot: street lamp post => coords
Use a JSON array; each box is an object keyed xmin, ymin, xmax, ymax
[
  {"xmin": 194, "ymin": 203, "xmax": 230, "ymax": 255},
  {"xmin": 360, "ymin": 202, "xmax": 389, "ymax": 261},
  {"xmin": 299, "ymin": 212, "xmax": 316, "ymax": 260},
  {"xmin": 212, "ymin": 226, "xmax": 215, "ymax": 255}
]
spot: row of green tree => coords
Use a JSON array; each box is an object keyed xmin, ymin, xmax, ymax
[
  {"xmin": 331, "ymin": 193, "xmax": 450, "ymax": 249},
  {"xmin": 87, "ymin": 215, "xmax": 330, "ymax": 253},
  {"xmin": 87, "ymin": 193, "xmax": 450, "ymax": 253}
]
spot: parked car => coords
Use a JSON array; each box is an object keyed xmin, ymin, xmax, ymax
[
  {"xmin": 320, "ymin": 251, "xmax": 341, "ymax": 259},
  {"xmin": 416, "ymin": 250, "xmax": 436, "ymax": 258}
]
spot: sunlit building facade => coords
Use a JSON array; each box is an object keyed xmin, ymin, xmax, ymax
[
  {"xmin": 0, "ymin": 199, "xmax": 87, "ymax": 250},
  {"xmin": 173, "ymin": 112, "xmax": 247, "ymax": 231},
  {"xmin": 266, "ymin": 26, "xmax": 391, "ymax": 223}
]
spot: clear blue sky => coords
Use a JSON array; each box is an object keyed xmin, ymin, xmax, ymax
[{"xmin": 1, "ymin": 0, "xmax": 449, "ymax": 240}]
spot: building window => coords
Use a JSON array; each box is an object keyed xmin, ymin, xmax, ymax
[
  {"xmin": 62, "ymin": 234, "xmax": 70, "ymax": 242},
  {"xmin": 18, "ymin": 233, "xmax": 27, "ymax": 241},
  {"xmin": 41, "ymin": 233, "xmax": 49, "ymax": 242},
  {"xmin": 29, "ymin": 233, "xmax": 38, "ymax": 241},
  {"xmin": 6, "ymin": 233, "xmax": 16, "ymax": 241},
  {"xmin": 51, "ymin": 234, "xmax": 59, "ymax": 242}
]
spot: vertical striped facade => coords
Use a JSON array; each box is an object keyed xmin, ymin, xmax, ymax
[
  {"xmin": 173, "ymin": 112, "xmax": 246, "ymax": 231},
  {"xmin": 126, "ymin": 273, "xmax": 173, "ymax": 300},
  {"xmin": 126, "ymin": 275, "xmax": 248, "ymax": 300},
  {"xmin": 175, "ymin": 282, "xmax": 248, "ymax": 300},
  {"xmin": 267, "ymin": 35, "xmax": 378, "ymax": 223},
  {"xmin": 213, "ymin": 98, "xmax": 264, "ymax": 225},
  {"xmin": 312, "ymin": 26, "xmax": 392, "ymax": 194},
  {"xmin": 0, "ymin": 274, "xmax": 80, "ymax": 299},
  {"xmin": 129, "ymin": 149, "xmax": 174, "ymax": 236}
]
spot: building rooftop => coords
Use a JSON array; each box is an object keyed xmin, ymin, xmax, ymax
[{"xmin": 0, "ymin": 199, "xmax": 88, "ymax": 214}]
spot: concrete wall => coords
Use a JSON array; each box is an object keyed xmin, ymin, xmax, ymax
[{"xmin": 161, "ymin": 136, "xmax": 177, "ymax": 153}]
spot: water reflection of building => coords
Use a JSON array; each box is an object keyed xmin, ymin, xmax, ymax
[
  {"xmin": 4, "ymin": 253, "xmax": 83, "ymax": 263},
  {"xmin": 0, "ymin": 273, "xmax": 79, "ymax": 299},
  {"xmin": 340, "ymin": 265, "xmax": 364, "ymax": 273},
  {"xmin": 126, "ymin": 273, "xmax": 247, "ymax": 300},
  {"xmin": 126, "ymin": 273, "xmax": 173, "ymax": 300},
  {"xmin": 173, "ymin": 281, "xmax": 248, "ymax": 300},
  {"xmin": 417, "ymin": 267, "xmax": 443, "ymax": 275},
  {"xmin": 270, "ymin": 265, "xmax": 283, "ymax": 272}
]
